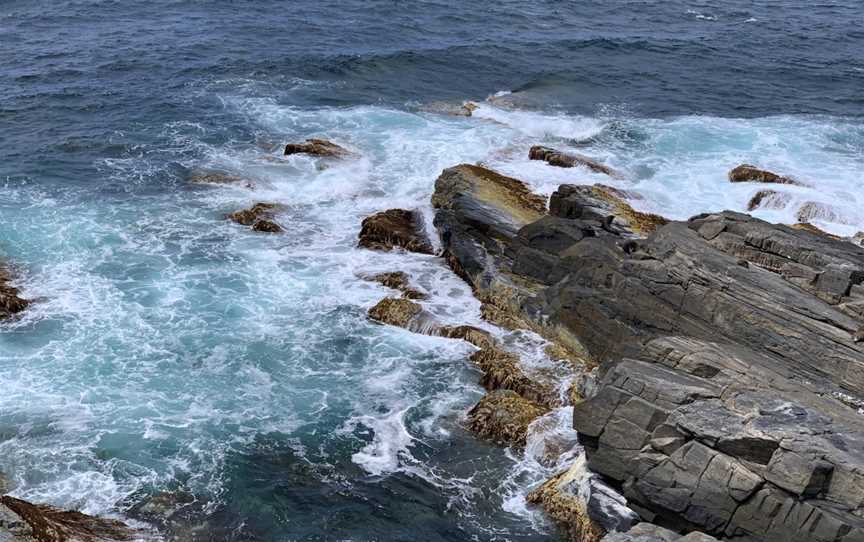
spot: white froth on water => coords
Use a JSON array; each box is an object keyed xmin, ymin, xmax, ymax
[{"xmin": 1, "ymin": 84, "xmax": 863, "ymax": 539}]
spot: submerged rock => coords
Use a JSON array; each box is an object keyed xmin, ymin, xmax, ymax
[
  {"xmin": 528, "ymin": 456, "xmax": 639, "ymax": 542},
  {"xmin": 188, "ymin": 170, "xmax": 253, "ymax": 189},
  {"xmin": 728, "ymin": 164, "xmax": 801, "ymax": 185},
  {"xmin": 466, "ymin": 390, "xmax": 548, "ymax": 447},
  {"xmin": 283, "ymin": 138, "xmax": 352, "ymax": 158},
  {"xmin": 529, "ymin": 146, "xmax": 622, "ymax": 178},
  {"xmin": 358, "ymin": 209, "xmax": 434, "ymax": 254},
  {"xmin": 796, "ymin": 201, "xmax": 849, "ymax": 225},
  {"xmin": 746, "ymin": 189, "xmax": 791, "ymax": 211},
  {"xmin": 364, "ymin": 271, "xmax": 428, "ymax": 300},
  {"xmin": 227, "ymin": 203, "xmax": 283, "ymax": 233},
  {"xmin": 0, "ymin": 264, "xmax": 29, "ymax": 319},
  {"xmin": 0, "ymin": 495, "xmax": 140, "ymax": 541}
]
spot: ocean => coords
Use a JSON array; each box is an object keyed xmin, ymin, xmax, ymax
[{"xmin": 1, "ymin": 1, "xmax": 863, "ymax": 540}]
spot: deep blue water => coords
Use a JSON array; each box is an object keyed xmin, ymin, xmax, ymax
[{"xmin": 1, "ymin": 1, "xmax": 863, "ymax": 541}]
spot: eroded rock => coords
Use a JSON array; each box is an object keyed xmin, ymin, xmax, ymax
[
  {"xmin": 358, "ymin": 209, "xmax": 434, "ymax": 254},
  {"xmin": 466, "ymin": 390, "xmax": 548, "ymax": 446},
  {"xmin": 283, "ymin": 138, "xmax": 352, "ymax": 158},
  {"xmin": 367, "ymin": 297, "xmax": 424, "ymax": 329},
  {"xmin": 0, "ymin": 496, "xmax": 140, "ymax": 541},
  {"xmin": 528, "ymin": 456, "xmax": 639, "ymax": 542},
  {"xmin": 529, "ymin": 146, "xmax": 622, "ymax": 178}
]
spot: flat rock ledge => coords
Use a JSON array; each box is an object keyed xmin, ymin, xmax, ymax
[
  {"xmin": 1, "ymin": 263, "xmax": 29, "ymax": 319},
  {"xmin": 0, "ymin": 495, "xmax": 141, "ymax": 541},
  {"xmin": 430, "ymin": 162, "xmax": 864, "ymax": 540},
  {"xmin": 358, "ymin": 209, "xmax": 434, "ymax": 254}
]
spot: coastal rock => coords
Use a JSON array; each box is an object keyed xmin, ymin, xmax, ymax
[
  {"xmin": 0, "ymin": 496, "xmax": 139, "ymax": 541},
  {"xmin": 601, "ymin": 523, "xmax": 717, "ymax": 541},
  {"xmin": 470, "ymin": 347, "xmax": 561, "ymax": 408},
  {"xmin": 188, "ymin": 170, "xmax": 253, "ymax": 189},
  {"xmin": 529, "ymin": 146, "xmax": 623, "ymax": 178},
  {"xmin": 367, "ymin": 297, "xmax": 424, "ymax": 329},
  {"xmin": 421, "ymin": 101, "xmax": 478, "ymax": 117},
  {"xmin": 283, "ymin": 138, "xmax": 352, "ymax": 158},
  {"xmin": 746, "ymin": 189, "xmax": 791, "ymax": 211},
  {"xmin": 549, "ymin": 184, "xmax": 667, "ymax": 236},
  {"xmin": 466, "ymin": 390, "xmax": 548, "ymax": 446},
  {"xmin": 432, "ymin": 164, "xmax": 864, "ymax": 539},
  {"xmin": 796, "ymin": 201, "xmax": 849, "ymax": 225},
  {"xmin": 728, "ymin": 164, "xmax": 800, "ymax": 185},
  {"xmin": 358, "ymin": 209, "xmax": 434, "ymax": 254},
  {"xmin": 0, "ymin": 264, "xmax": 29, "ymax": 319},
  {"xmin": 364, "ymin": 271, "xmax": 428, "ymax": 300},
  {"xmin": 528, "ymin": 455, "xmax": 639, "ymax": 542},
  {"xmin": 227, "ymin": 203, "xmax": 283, "ymax": 233}
]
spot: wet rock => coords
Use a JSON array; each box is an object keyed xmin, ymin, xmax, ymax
[
  {"xmin": 250, "ymin": 219, "xmax": 282, "ymax": 233},
  {"xmin": 437, "ymin": 325, "xmax": 495, "ymax": 349},
  {"xmin": 470, "ymin": 347, "xmax": 560, "ymax": 408},
  {"xmin": 746, "ymin": 189, "xmax": 791, "ymax": 211},
  {"xmin": 283, "ymin": 138, "xmax": 352, "ymax": 158},
  {"xmin": 0, "ymin": 472, "xmax": 9, "ymax": 495},
  {"xmin": 466, "ymin": 390, "xmax": 548, "ymax": 447},
  {"xmin": 188, "ymin": 170, "xmax": 253, "ymax": 189},
  {"xmin": 796, "ymin": 201, "xmax": 849, "ymax": 225},
  {"xmin": 601, "ymin": 523, "xmax": 717, "ymax": 541},
  {"xmin": 728, "ymin": 164, "xmax": 801, "ymax": 185},
  {"xmin": 358, "ymin": 209, "xmax": 434, "ymax": 254},
  {"xmin": 364, "ymin": 271, "xmax": 428, "ymax": 300},
  {"xmin": 528, "ymin": 455, "xmax": 639, "ymax": 542},
  {"xmin": 433, "ymin": 164, "xmax": 864, "ymax": 539},
  {"xmin": 367, "ymin": 297, "xmax": 423, "ymax": 329},
  {"xmin": 549, "ymin": 184, "xmax": 668, "ymax": 237},
  {"xmin": 789, "ymin": 222, "xmax": 841, "ymax": 240},
  {"xmin": 0, "ymin": 264, "xmax": 29, "ymax": 319},
  {"xmin": 227, "ymin": 202, "xmax": 283, "ymax": 233},
  {"xmin": 0, "ymin": 495, "xmax": 140, "ymax": 541},
  {"xmin": 529, "ymin": 146, "xmax": 623, "ymax": 178},
  {"xmin": 421, "ymin": 101, "xmax": 478, "ymax": 117}
]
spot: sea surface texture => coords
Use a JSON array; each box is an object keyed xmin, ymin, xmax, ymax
[{"xmin": 1, "ymin": 1, "xmax": 863, "ymax": 540}]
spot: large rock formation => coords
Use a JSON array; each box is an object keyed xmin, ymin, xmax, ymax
[
  {"xmin": 431, "ymin": 164, "xmax": 864, "ymax": 540},
  {"xmin": 0, "ymin": 496, "xmax": 140, "ymax": 541},
  {"xmin": 1, "ymin": 264, "xmax": 29, "ymax": 319}
]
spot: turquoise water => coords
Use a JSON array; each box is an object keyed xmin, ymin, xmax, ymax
[{"xmin": 2, "ymin": 1, "xmax": 864, "ymax": 540}]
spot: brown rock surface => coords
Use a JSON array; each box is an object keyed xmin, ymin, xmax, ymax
[{"xmin": 358, "ymin": 209, "xmax": 434, "ymax": 254}]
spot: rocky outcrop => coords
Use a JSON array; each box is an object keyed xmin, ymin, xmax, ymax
[
  {"xmin": 728, "ymin": 164, "xmax": 801, "ymax": 186},
  {"xmin": 549, "ymin": 185, "xmax": 667, "ymax": 236},
  {"xmin": 602, "ymin": 523, "xmax": 717, "ymax": 541},
  {"xmin": 1, "ymin": 264, "xmax": 29, "ymax": 319},
  {"xmin": 431, "ymin": 164, "xmax": 864, "ymax": 540},
  {"xmin": 364, "ymin": 271, "xmax": 428, "ymax": 300},
  {"xmin": 283, "ymin": 138, "xmax": 352, "ymax": 158},
  {"xmin": 529, "ymin": 455, "xmax": 639, "ymax": 542},
  {"xmin": 796, "ymin": 201, "xmax": 849, "ymax": 225},
  {"xmin": 188, "ymin": 170, "xmax": 253, "ymax": 189},
  {"xmin": 746, "ymin": 189, "xmax": 790, "ymax": 211},
  {"xmin": 0, "ymin": 496, "xmax": 140, "ymax": 541},
  {"xmin": 466, "ymin": 390, "xmax": 548, "ymax": 447},
  {"xmin": 227, "ymin": 203, "xmax": 283, "ymax": 233},
  {"xmin": 529, "ymin": 146, "xmax": 623, "ymax": 178},
  {"xmin": 358, "ymin": 209, "xmax": 434, "ymax": 254},
  {"xmin": 367, "ymin": 297, "xmax": 424, "ymax": 329}
]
